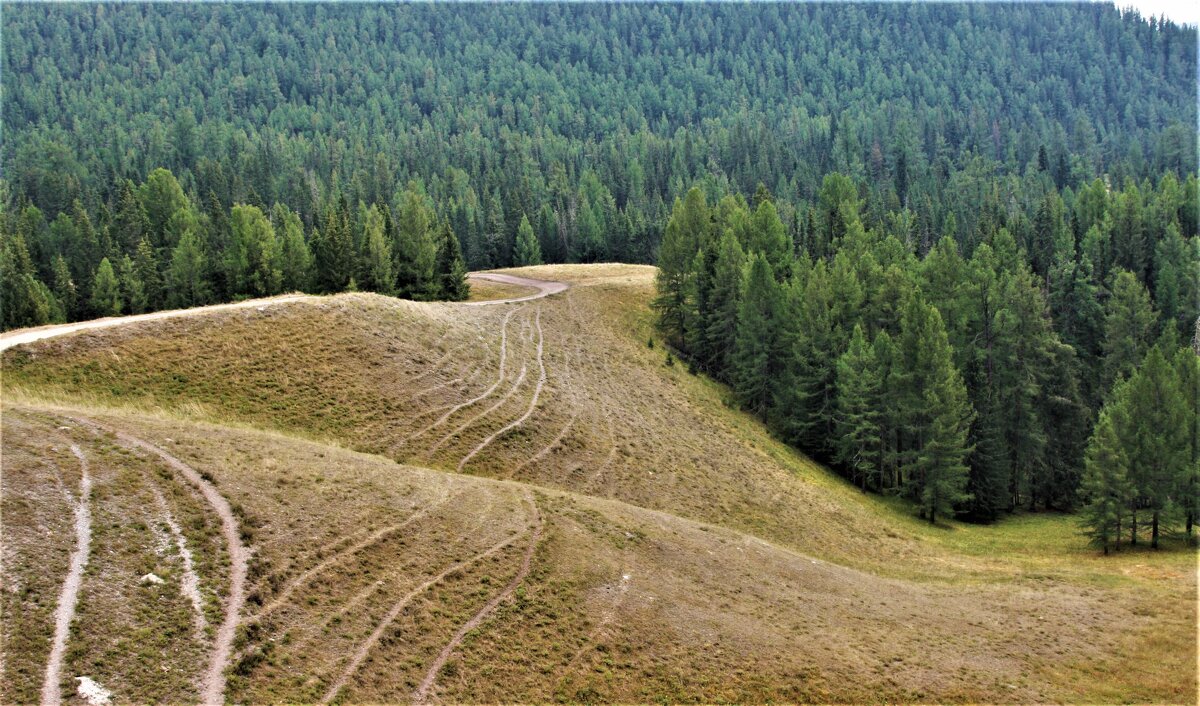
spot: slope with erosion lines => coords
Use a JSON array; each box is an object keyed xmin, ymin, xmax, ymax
[
  {"xmin": 1, "ymin": 405, "xmax": 1190, "ymax": 703},
  {"xmin": 2, "ymin": 265, "xmax": 1196, "ymax": 702}
]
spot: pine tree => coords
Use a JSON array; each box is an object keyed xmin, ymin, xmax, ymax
[
  {"xmin": 1080, "ymin": 410, "xmax": 1132, "ymax": 554},
  {"xmin": 513, "ymin": 214, "xmax": 543, "ymax": 266},
  {"xmin": 166, "ymin": 229, "xmax": 211, "ymax": 308},
  {"xmin": 730, "ymin": 254, "xmax": 779, "ymax": 415},
  {"xmin": 834, "ymin": 324, "xmax": 883, "ymax": 490},
  {"xmin": 434, "ymin": 220, "xmax": 469, "ymax": 301},
  {"xmin": 89, "ymin": 257, "xmax": 122, "ymax": 316}
]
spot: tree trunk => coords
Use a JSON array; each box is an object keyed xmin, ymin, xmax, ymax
[
  {"xmin": 1151, "ymin": 511, "xmax": 1159, "ymax": 549},
  {"xmin": 1187, "ymin": 511, "xmax": 1193, "ymax": 537},
  {"xmin": 1131, "ymin": 510, "xmax": 1138, "ymax": 546}
]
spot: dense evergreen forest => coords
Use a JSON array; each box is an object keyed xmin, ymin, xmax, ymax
[{"xmin": 1, "ymin": 4, "xmax": 1196, "ymax": 540}]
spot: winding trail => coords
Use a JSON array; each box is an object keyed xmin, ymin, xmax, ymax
[
  {"xmin": 458, "ymin": 307, "xmax": 548, "ymax": 473},
  {"xmin": 88, "ymin": 423, "xmax": 248, "ymax": 706},
  {"xmin": 413, "ymin": 494, "xmax": 544, "ymax": 704},
  {"xmin": 40, "ymin": 445, "xmax": 92, "ymax": 706}
]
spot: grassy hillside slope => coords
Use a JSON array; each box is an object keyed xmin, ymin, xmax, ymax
[{"xmin": 2, "ymin": 265, "xmax": 1195, "ymax": 702}]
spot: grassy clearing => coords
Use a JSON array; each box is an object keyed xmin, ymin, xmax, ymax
[{"xmin": 2, "ymin": 264, "xmax": 1195, "ymax": 702}]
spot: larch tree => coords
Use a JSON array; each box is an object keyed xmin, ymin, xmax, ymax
[
  {"xmin": 654, "ymin": 187, "xmax": 708, "ymax": 348},
  {"xmin": 89, "ymin": 257, "xmax": 122, "ymax": 317},
  {"xmin": 730, "ymin": 253, "xmax": 780, "ymax": 415},
  {"xmin": 1102, "ymin": 270, "xmax": 1159, "ymax": 394},
  {"xmin": 166, "ymin": 229, "xmax": 211, "ymax": 308},
  {"xmin": 514, "ymin": 213, "xmax": 543, "ymax": 266},
  {"xmin": 1080, "ymin": 409, "xmax": 1133, "ymax": 554}
]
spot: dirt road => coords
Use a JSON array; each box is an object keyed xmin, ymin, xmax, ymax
[{"xmin": 0, "ymin": 273, "xmax": 566, "ymax": 352}]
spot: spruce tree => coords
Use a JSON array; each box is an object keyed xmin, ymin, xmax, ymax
[
  {"xmin": 50, "ymin": 254, "xmax": 78, "ymax": 319},
  {"xmin": 118, "ymin": 254, "xmax": 147, "ymax": 314},
  {"xmin": 513, "ymin": 213, "xmax": 543, "ymax": 266},
  {"xmin": 133, "ymin": 237, "xmax": 163, "ymax": 310},
  {"xmin": 434, "ymin": 220, "xmax": 469, "ymax": 301},
  {"xmin": 914, "ymin": 307, "xmax": 974, "ymax": 523},
  {"xmin": 834, "ymin": 324, "xmax": 883, "ymax": 490},
  {"xmin": 730, "ymin": 254, "xmax": 779, "ymax": 415},
  {"xmin": 705, "ymin": 230, "xmax": 746, "ymax": 378},
  {"xmin": 1, "ymin": 229, "xmax": 58, "ymax": 328}
]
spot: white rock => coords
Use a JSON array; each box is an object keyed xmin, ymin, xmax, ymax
[
  {"xmin": 76, "ymin": 677, "xmax": 112, "ymax": 705},
  {"xmin": 140, "ymin": 573, "xmax": 165, "ymax": 585}
]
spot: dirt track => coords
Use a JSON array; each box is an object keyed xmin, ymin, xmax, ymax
[{"xmin": 0, "ymin": 273, "xmax": 566, "ymax": 353}]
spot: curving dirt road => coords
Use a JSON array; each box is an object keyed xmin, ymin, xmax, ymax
[
  {"xmin": 464, "ymin": 272, "xmax": 568, "ymax": 305},
  {"xmin": 0, "ymin": 274, "xmax": 566, "ymax": 353}
]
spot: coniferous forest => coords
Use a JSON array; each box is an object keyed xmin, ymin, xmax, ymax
[{"xmin": 2, "ymin": 3, "xmax": 1197, "ymax": 541}]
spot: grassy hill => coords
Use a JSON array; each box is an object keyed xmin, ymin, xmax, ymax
[{"xmin": 2, "ymin": 265, "xmax": 1195, "ymax": 703}]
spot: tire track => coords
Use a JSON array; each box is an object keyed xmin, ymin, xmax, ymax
[
  {"xmin": 82, "ymin": 422, "xmax": 247, "ymax": 706},
  {"xmin": 40, "ymin": 444, "xmax": 91, "ymax": 706},
  {"xmin": 412, "ymin": 493, "xmax": 543, "ymax": 704},
  {"xmin": 428, "ymin": 363, "xmax": 527, "ymax": 462},
  {"xmin": 255, "ymin": 482, "xmax": 456, "ymax": 620},
  {"xmin": 319, "ymin": 520, "xmax": 534, "ymax": 704},
  {"xmin": 510, "ymin": 412, "xmax": 577, "ymax": 478},
  {"xmin": 144, "ymin": 480, "xmax": 208, "ymax": 638},
  {"xmin": 458, "ymin": 307, "xmax": 548, "ymax": 473},
  {"xmin": 401, "ymin": 306, "xmax": 523, "ymax": 447}
]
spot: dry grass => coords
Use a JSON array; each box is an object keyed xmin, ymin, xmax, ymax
[{"xmin": 2, "ymin": 264, "xmax": 1196, "ymax": 703}]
